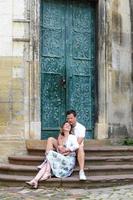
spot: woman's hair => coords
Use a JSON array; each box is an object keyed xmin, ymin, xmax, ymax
[{"xmin": 60, "ymin": 121, "xmax": 72, "ymax": 136}]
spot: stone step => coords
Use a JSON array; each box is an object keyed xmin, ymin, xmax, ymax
[
  {"xmin": 0, "ymin": 173, "xmax": 133, "ymax": 188},
  {"xmin": 27, "ymin": 146, "xmax": 133, "ymax": 157},
  {"xmin": 85, "ymin": 146, "xmax": 133, "ymax": 156},
  {"xmin": 0, "ymin": 164, "xmax": 37, "ymax": 176},
  {"xmin": 86, "ymin": 156, "xmax": 133, "ymax": 165},
  {"xmin": 1, "ymin": 142, "xmax": 133, "ymax": 189},
  {"xmin": 1, "ymin": 163, "xmax": 133, "ymax": 176},
  {"xmin": 26, "ymin": 139, "xmax": 112, "ymax": 150},
  {"xmin": 8, "ymin": 155, "xmax": 43, "ymax": 166},
  {"xmin": 8, "ymin": 155, "xmax": 133, "ymax": 166}
]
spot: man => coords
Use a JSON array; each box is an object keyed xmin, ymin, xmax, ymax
[
  {"xmin": 66, "ymin": 110, "xmax": 87, "ymax": 180},
  {"xmin": 43, "ymin": 110, "xmax": 87, "ymax": 180}
]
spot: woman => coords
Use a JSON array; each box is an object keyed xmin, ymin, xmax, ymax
[{"xmin": 26, "ymin": 122, "xmax": 79, "ymax": 189}]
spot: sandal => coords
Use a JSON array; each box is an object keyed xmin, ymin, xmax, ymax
[{"xmin": 26, "ymin": 180, "xmax": 38, "ymax": 189}]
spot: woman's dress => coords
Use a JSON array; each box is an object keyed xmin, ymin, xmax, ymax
[{"xmin": 46, "ymin": 134, "xmax": 79, "ymax": 178}]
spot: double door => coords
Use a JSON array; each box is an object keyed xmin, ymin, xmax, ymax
[{"xmin": 40, "ymin": 0, "xmax": 96, "ymax": 139}]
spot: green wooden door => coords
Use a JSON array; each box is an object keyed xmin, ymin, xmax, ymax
[{"xmin": 40, "ymin": 0, "xmax": 96, "ymax": 139}]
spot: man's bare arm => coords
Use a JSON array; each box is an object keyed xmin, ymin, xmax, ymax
[{"xmin": 77, "ymin": 137, "xmax": 84, "ymax": 145}]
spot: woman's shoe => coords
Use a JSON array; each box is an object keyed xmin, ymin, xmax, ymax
[
  {"xmin": 26, "ymin": 180, "xmax": 38, "ymax": 189},
  {"xmin": 26, "ymin": 180, "xmax": 34, "ymax": 187},
  {"xmin": 32, "ymin": 181, "xmax": 38, "ymax": 189}
]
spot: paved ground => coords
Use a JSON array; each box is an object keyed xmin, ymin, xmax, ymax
[{"xmin": 0, "ymin": 184, "xmax": 133, "ymax": 199}]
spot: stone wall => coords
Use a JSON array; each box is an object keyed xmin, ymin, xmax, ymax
[
  {"xmin": 129, "ymin": 0, "xmax": 133, "ymax": 138},
  {"xmin": 106, "ymin": 0, "xmax": 133, "ymax": 141},
  {"xmin": 0, "ymin": 0, "xmax": 30, "ymax": 161}
]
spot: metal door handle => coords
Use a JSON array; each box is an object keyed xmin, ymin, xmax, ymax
[{"xmin": 60, "ymin": 78, "xmax": 66, "ymax": 87}]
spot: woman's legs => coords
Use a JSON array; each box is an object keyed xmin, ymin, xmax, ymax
[
  {"xmin": 45, "ymin": 137, "xmax": 58, "ymax": 153},
  {"xmin": 40, "ymin": 161, "xmax": 51, "ymax": 180},
  {"xmin": 37, "ymin": 137, "xmax": 58, "ymax": 169},
  {"xmin": 26, "ymin": 137, "xmax": 57, "ymax": 189},
  {"xmin": 26, "ymin": 161, "xmax": 51, "ymax": 188}
]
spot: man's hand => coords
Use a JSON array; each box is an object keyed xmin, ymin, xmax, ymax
[
  {"xmin": 58, "ymin": 145, "xmax": 66, "ymax": 154},
  {"xmin": 58, "ymin": 145, "xmax": 70, "ymax": 155}
]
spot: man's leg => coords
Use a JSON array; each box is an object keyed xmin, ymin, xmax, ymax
[
  {"xmin": 77, "ymin": 145, "xmax": 85, "ymax": 170},
  {"xmin": 77, "ymin": 146, "xmax": 87, "ymax": 180}
]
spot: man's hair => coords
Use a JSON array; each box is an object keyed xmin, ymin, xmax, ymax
[{"xmin": 66, "ymin": 110, "xmax": 77, "ymax": 117}]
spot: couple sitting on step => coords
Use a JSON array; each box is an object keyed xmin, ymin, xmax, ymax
[{"xmin": 26, "ymin": 110, "xmax": 87, "ymax": 189}]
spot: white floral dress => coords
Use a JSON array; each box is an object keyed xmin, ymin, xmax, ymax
[{"xmin": 46, "ymin": 134, "xmax": 79, "ymax": 178}]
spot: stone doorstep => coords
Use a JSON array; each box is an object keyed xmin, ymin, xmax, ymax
[
  {"xmin": 8, "ymin": 155, "xmax": 43, "ymax": 161},
  {"xmin": 7, "ymin": 156, "xmax": 133, "ymax": 169},
  {"xmin": 27, "ymin": 145, "xmax": 133, "ymax": 153},
  {"xmin": 8, "ymin": 155, "xmax": 133, "ymax": 164},
  {"xmin": 1, "ymin": 141, "xmax": 133, "ymax": 188},
  {"xmin": 1, "ymin": 174, "xmax": 133, "ymax": 188},
  {"xmin": 1, "ymin": 163, "xmax": 133, "ymax": 176},
  {"xmin": 1, "ymin": 143, "xmax": 133, "ymax": 188},
  {"xmin": 26, "ymin": 142, "xmax": 133, "ymax": 159},
  {"xmin": 25, "ymin": 139, "xmax": 112, "ymax": 150}
]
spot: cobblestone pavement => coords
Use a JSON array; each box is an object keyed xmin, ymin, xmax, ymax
[{"xmin": 0, "ymin": 184, "xmax": 133, "ymax": 200}]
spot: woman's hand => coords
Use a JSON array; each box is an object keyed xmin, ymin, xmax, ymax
[{"xmin": 57, "ymin": 145, "xmax": 66, "ymax": 154}]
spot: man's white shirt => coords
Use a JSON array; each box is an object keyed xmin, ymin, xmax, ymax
[{"xmin": 72, "ymin": 122, "xmax": 86, "ymax": 139}]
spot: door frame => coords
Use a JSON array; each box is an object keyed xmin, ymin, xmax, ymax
[{"xmin": 25, "ymin": 0, "xmax": 109, "ymax": 140}]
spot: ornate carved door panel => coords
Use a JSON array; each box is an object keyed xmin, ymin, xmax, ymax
[
  {"xmin": 67, "ymin": 1, "xmax": 96, "ymax": 138},
  {"xmin": 40, "ymin": 0, "xmax": 96, "ymax": 139},
  {"xmin": 40, "ymin": 0, "xmax": 66, "ymax": 138}
]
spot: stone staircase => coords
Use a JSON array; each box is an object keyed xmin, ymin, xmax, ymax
[{"xmin": 0, "ymin": 140, "xmax": 133, "ymax": 188}]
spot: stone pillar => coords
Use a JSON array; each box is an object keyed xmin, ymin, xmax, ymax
[
  {"xmin": 95, "ymin": 0, "xmax": 108, "ymax": 139},
  {"xmin": 24, "ymin": 0, "xmax": 41, "ymax": 139},
  {"xmin": 107, "ymin": 0, "xmax": 132, "ymax": 141}
]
